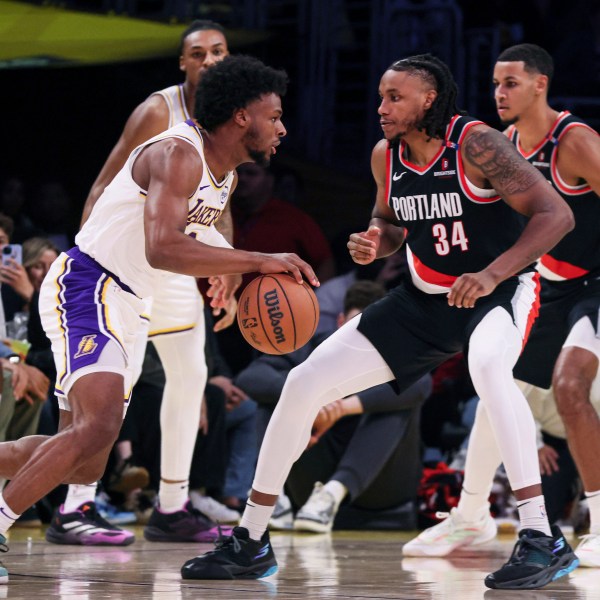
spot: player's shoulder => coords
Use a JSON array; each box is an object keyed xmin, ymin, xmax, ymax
[{"xmin": 559, "ymin": 120, "xmax": 600, "ymax": 152}]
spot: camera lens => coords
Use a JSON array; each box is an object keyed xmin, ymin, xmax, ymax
[{"xmin": 2, "ymin": 246, "xmax": 11, "ymax": 255}]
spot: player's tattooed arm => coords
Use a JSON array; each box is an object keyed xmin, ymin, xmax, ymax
[
  {"xmin": 463, "ymin": 127, "xmax": 544, "ymax": 196},
  {"xmin": 215, "ymin": 200, "xmax": 234, "ymax": 245}
]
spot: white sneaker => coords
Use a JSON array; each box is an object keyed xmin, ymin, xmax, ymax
[
  {"xmin": 402, "ymin": 508, "xmax": 497, "ymax": 557},
  {"xmin": 576, "ymin": 533, "xmax": 600, "ymax": 567},
  {"xmin": 293, "ymin": 482, "xmax": 340, "ymax": 533},
  {"xmin": 269, "ymin": 493, "xmax": 293, "ymax": 530},
  {"xmin": 189, "ymin": 491, "xmax": 240, "ymax": 524}
]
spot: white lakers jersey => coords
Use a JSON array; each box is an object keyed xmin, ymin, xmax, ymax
[
  {"xmin": 76, "ymin": 120, "xmax": 234, "ymax": 298},
  {"xmin": 153, "ymin": 84, "xmax": 191, "ymax": 127}
]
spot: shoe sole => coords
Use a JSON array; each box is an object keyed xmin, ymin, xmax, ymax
[
  {"xmin": 578, "ymin": 556, "xmax": 600, "ymax": 568},
  {"xmin": 485, "ymin": 553, "xmax": 579, "ymax": 589},
  {"xmin": 402, "ymin": 524, "xmax": 497, "ymax": 557},
  {"xmin": 45, "ymin": 531, "xmax": 135, "ymax": 546},
  {"xmin": 182, "ymin": 562, "xmax": 278, "ymax": 580},
  {"xmin": 0, "ymin": 574, "xmax": 7, "ymax": 585},
  {"xmin": 293, "ymin": 518, "xmax": 332, "ymax": 533}
]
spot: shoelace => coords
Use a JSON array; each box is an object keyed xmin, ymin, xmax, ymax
[
  {"xmin": 505, "ymin": 535, "xmax": 554, "ymax": 566},
  {"xmin": 209, "ymin": 527, "xmax": 242, "ymax": 555}
]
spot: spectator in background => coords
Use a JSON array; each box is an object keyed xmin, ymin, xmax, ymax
[
  {"xmin": 33, "ymin": 182, "xmax": 77, "ymax": 252},
  {"xmin": 213, "ymin": 162, "xmax": 335, "ymax": 373},
  {"xmin": 0, "ymin": 179, "xmax": 41, "ymax": 244}
]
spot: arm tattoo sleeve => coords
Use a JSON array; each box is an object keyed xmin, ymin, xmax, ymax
[
  {"xmin": 215, "ymin": 202, "xmax": 234, "ymax": 245},
  {"xmin": 463, "ymin": 128, "xmax": 541, "ymax": 196}
]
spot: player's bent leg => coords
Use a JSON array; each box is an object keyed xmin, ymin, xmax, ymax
[
  {"xmin": 2, "ymin": 372, "xmax": 125, "ymax": 515},
  {"xmin": 553, "ymin": 323, "xmax": 600, "ymax": 568},
  {"xmin": 468, "ymin": 309, "xmax": 578, "ymax": 588},
  {"xmin": 182, "ymin": 316, "xmax": 395, "ymax": 580},
  {"xmin": 553, "ymin": 344, "xmax": 600, "ymax": 492}
]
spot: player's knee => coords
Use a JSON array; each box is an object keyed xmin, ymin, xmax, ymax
[
  {"xmin": 70, "ymin": 418, "xmax": 121, "ymax": 456},
  {"xmin": 467, "ymin": 348, "xmax": 498, "ymax": 386},
  {"xmin": 553, "ymin": 373, "xmax": 592, "ymax": 417}
]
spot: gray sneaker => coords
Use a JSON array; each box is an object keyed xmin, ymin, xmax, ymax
[
  {"xmin": 293, "ymin": 482, "xmax": 340, "ymax": 533},
  {"xmin": 269, "ymin": 493, "xmax": 293, "ymax": 530}
]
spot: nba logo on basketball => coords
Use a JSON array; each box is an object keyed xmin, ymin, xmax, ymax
[{"xmin": 241, "ymin": 317, "xmax": 258, "ymax": 328}]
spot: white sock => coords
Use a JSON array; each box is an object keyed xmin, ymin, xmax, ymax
[
  {"xmin": 64, "ymin": 483, "xmax": 98, "ymax": 513},
  {"xmin": 159, "ymin": 480, "xmax": 189, "ymax": 513},
  {"xmin": 585, "ymin": 489, "xmax": 600, "ymax": 534},
  {"xmin": 517, "ymin": 495, "xmax": 551, "ymax": 536},
  {"xmin": 0, "ymin": 492, "xmax": 20, "ymax": 536},
  {"xmin": 240, "ymin": 500, "xmax": 275, "ymax": 541},
  {"xmin": 323, "ymin": 480, "xmax": 347, "ymax": 507}
]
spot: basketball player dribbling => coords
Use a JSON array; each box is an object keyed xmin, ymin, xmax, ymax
[
  {"xmin": 405, "ymin": 44, "xmax": 600, "ymax": 570},
  {"xmin": 181, "ymin": 54, "xmax": 578, "ymax": 590},
  {"xmin": 46, "ymin": 21, "xmax": 239, "ymax": 546},
  {"xmin": 0, "ymin": 55, "xmax": 317, "ymax": 583}
]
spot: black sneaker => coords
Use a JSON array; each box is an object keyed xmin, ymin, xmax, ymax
[
  {"xmin": 144, "ymin": 501, "xmax": 232, "ymax": 543},
  {"xmin": 181, "ymin": 526, "xmax": 278, "ymax": 580},
  {"xmin": 485, "ymin": 525, "xmax": 579, "ymax": 589},
  {"xmin": 45, "ymin": 502, "xmax": 135, "ymax": 546}
]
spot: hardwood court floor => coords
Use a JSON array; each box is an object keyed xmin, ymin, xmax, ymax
[{"xmin": 1, "ymin": 526, "xmax": 597, "ymax": 599}]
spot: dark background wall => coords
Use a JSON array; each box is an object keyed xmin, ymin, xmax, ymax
[{"xmin": 2, "ymin": 0, "xmax": 600, "ymax": 243}]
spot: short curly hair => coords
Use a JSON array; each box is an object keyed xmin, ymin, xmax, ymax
[{"xmin": 195, "ymin": 55, "xmax": 288, "ymax": 132}]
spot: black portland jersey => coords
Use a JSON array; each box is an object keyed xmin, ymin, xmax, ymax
[
  {"xmin": 387, "ymin": 115, "xmax": 530, "ymax": 294},
  {"xmin": 507, "ymin": 111, "xmax": 600, "ymax": 280}
]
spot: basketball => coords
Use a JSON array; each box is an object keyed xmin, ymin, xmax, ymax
[{"xmin": 237, "ymin": 273, "xmax": 319, "ymax": 355}]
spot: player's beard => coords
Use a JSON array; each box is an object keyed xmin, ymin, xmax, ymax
[{"xmin": 243, "ymin": 127, "xmax": 271, "ymax": 167}]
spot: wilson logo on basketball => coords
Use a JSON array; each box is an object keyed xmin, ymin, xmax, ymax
[{"xmin": 263, "ymin": 288, "xmax": 286, "ymax": 344}]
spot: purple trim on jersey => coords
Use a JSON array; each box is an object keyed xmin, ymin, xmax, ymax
[
  {"xmin": 56, "ymin": 252, "xmax": 130, "ymax": 388},
  {"xmin": 67, "ymin": 247, "xmax": 137, "ymax": 296}
]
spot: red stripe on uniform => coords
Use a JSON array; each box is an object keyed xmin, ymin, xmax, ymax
[
  {"xmin": 385, "ymin": 145, "xmax": 391, "ymax": 201},
  {"xmin": 522, "ymin": 272, "xmax": 541, "ymax": 349},
  {"xmin": 411, "ymin": 252, "xmax": 457, "ymax": 287},
  {"xmin": 539, "ymin": 254, "xmax": 589, "ymax": 279}
]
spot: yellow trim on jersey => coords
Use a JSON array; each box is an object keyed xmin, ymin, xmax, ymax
[
  {"xmin": 148, "ymin": 323, "xmax": 196, "ymax": 338},
  {"xmin": 100, "ymin": 277, "xmax": 126, "ymax": 355},
  {"xmin": 53, "ymin": 255, "xmax": 70, "ymax": 389},
  {"xmin": 176, "ymin": 84, "xmax": 190, "ymax": 121},
  {"xmin": 188, "ymin": 126, "xmax": 232, "ymax": 191}
]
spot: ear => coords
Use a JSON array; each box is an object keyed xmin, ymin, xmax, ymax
[
  {"xmin": 336, "ymin": 313, "xmax": 345, "ymax": 328},
  {"xmin": 179, "ymin": 56, "xmax": 185, "ymax": 72},
  {"xmin": 233, "ymin": 108, "xmax": 249, "ymax": 128},
  {"xmin": 424, "ymin": 89, "xmax": 437, "ymax": 110},
  {"xmin": 535, "ymin": 74, "xmax": 549, "ymax": 96}
]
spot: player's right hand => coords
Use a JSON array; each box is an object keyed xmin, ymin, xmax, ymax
[
  {"xmin": 347, "ymin": 226, "xmax": 381, "ymax": 264},
  {"xmin": 258, "ymin": 253, "xmax": 319, "ymax": 287}
]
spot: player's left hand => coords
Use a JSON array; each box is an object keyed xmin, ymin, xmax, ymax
[
  {"xmin": 212, "ymin": 293, "xmax": 238, "ymax": 332},
  {"xmin": 207, "ymin": 274, "xmax": 241, "ymax": 307},
  {"xmin": 447, "ymin": 270, "xmax": 498, "ymax": 308}
]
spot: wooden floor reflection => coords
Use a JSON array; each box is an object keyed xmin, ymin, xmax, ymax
[{"xmin": 1, "ymin": 526, "xmax": 597, "ymax": 599}]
